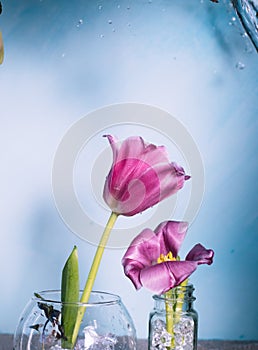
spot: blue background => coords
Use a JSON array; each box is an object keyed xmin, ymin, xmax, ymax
[{"xmin": 0, "ymin": 0, "xmax": 258, "ymax": 340}]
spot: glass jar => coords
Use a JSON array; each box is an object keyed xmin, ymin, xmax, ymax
[
  {"xmin": 13, "ymin": 290, "xmax": 137, "ymax": 350},
  {"xmin": 148, "ymin": 284, "xmax": 198, "ymax": 350}
]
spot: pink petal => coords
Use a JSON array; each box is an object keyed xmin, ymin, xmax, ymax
[
  {"xmin": 185, "ymin": 243, "xmax": 214, "ymax": 265},
  {"xmin": 140, "ymin": 260, "xmax": 197, "ymax": 294},
  {"xmin": 121, "ymin": 223, "xmax": 214, "ymax": 294},
  {"xmin": 140, "ymin": 263, "xmax": 173, "ymax": 294},
  {"xmin": 122, "ymin": 221, "xmax": 190, "ymax": 292},
  {"xmin": 103, "ymin": 135, "xmax": 119, "ymax": 161},
  {"xmin": 103, "ymin": 135, "xmax": 190, "ymax": 216},
  {"xmin": 122, "ymin": 228, "xmax": 160, "ymax": 268},
  {"xmin": 115, "ymin": 136, "xmax": 170, "ymax": 165},
  {"xmin": 122, "ymin": 259, "xmax": 144, "ymax": 290},
  {"xmin": 166, "ymin": 260, "xmax": 197, "ymax": 288},
  {"xmin": 154, "ymin": 221, "xmax": 188, "ymax": 257}
]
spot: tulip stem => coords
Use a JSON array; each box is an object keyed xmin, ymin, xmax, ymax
[
  {"xmin": 165, "ymin": 289, "xmax": 175, "ymax": 348},
  {"xmin": 165, "ymin": 280, "xmax": 189, "ymax": 348},
  {"xmin": 70, "ymin": 211, "xmax": 119, "ymax": 348}
]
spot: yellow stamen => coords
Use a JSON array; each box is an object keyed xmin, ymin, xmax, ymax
[{"xmin": 157, "ymin": 251, "xmax": 177, "ymax": 263}]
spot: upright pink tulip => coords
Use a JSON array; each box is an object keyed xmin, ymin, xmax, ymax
[
  {"xmin": 122, "ymin": 221, "xmax": 214, "ymax": 294},
  {"xmin": 103, "ymin": 135, "xmax": 190, "ymax": 216}
]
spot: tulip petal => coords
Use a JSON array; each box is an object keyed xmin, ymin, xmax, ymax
[
  {"xmin": 103, "ymin": 135, "xmax": 119, "ymax": 161},
  {"xmin": 140, "ymin": 263, "xmax": 173, "ymax": 294},
  {"xmin": 140, "ymin": 260, "xmax": 197, "ymax": 294},
  {"xmin": 166, "ymin": 260, "xmax": 198, "ymax": 288},
  {"xmin": 122, "ymin": 259, "xmax": 144, "ymax": 290},
  {"xmin": 116, "ymin": 136, "xmax": 146, "ymax": 162},
  {"xmin": 185, "ymin": 243, "xmax": 214, "ymax": 265},
  {"xmin": 154, "ymin": 221, "xmax": 188, "ymax": 257},
  {"xmin": 122, "ymin": 221, "xmax": 214, "ymax": 294},
  {"xmin": 122, "ymin": 228, "xmax": 161, "ymax": 268},
  {"xmin": 103, "ymin": 135, "xmax": 190, "ymax": 216},
  {"xmin": 109, "ymin": 135, "xmax": 169, "ymax": 166},
  {"xmin": 122, "ymin": 221, "xmax": 191, "ymax": 292}
]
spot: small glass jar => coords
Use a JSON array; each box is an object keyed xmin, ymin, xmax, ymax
[
  {"xmin": 13, "ymin": 290, "xmax": 137, "ymax": 350},
  {"xmin": 148, "ymin": 284, "xmax": 198, "ymax": 350}
]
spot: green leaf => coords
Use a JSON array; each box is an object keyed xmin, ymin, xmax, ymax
[
  {"xmin": 34, "ymin": 292, "xmax": 45, "ymax": 300},
  {"xmin": 61, "ymin": 246, "xmax": 79, "ymax": 349},
  {"xmin": 0, "ymin": 32, "xmax": 4, "ymax": 64}
]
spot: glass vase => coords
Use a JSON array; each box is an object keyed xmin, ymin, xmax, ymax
[
  {"xmin": 231, "ymin": 0, "xmax": 258, "ymax": 51},
  {"xmin": 148, "ymin": 284, "xmax": 198, "ymax": 350},
  {"xmin": 13, "ymin": 290, "xmax": 137, "ymax": 350}
]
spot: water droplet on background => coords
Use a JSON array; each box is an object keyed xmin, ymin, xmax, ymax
[
  {"xmin": 235, "ymin": 61, "xmax": 245, "ymax": 70},
  {"xmin": 229, "ymin": 16, "xmax": 237, "ymax": 26},
  {"xmin": 76, "ymin": 19, "xmax": 83, "ymax": 28}
]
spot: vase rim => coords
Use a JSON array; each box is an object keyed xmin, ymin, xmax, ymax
[
  {"xmin": 152, "ymin": 283, "xmax": 195, "ymax": 301},
  {"xmin": 33, "ymin": 289, "xmax": 121, "ymax": 306}
]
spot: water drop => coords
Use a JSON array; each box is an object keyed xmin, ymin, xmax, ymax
[
  {"xmin": 229, "ymin": 16, "xmax": 237, "ymax": 26},
  {"xmin": 127, "ymin": 5, "xmax": 131, "ymax": 10},
  {"xmin": 245, "ymin": 43, "xmax": 253, "ymax": 53},
  {"xmin": 108, "ymin": 19, "xmax": 112, "ymax": 24},
  {"xmin": 235, "ymin": 61, "xmax": 245, "ymax": 70},
  {"xmin": 98, "ymin": 4, "xmax": 103, "ymax": 10},
  {"xmin": 241, "ymin": 32, "xmax": 253, "ymax": 53},
  {"xmin": 100, "ymin": 34, "xmax": 104, "ymax": 38},
  {"xmin": 76, "ymin": 19, "xmax": 83, "ymax": 28}
]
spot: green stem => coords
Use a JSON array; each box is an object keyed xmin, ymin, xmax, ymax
[
  {"xmin": 175, "ymin": 278, "xmax": 188, "ymax": 323},
  {"xmin": 70, "ymin": 212, "xmax": 119, "ymax": 348},
  {"xmin": 165, "ymin": 289, "xmax": 173, "ymax": 334},
  {"xmin": 165, "ymin": 289, "xmax": 175, "ymax": 348}
]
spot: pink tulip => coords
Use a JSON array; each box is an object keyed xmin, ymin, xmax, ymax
[
  {"xmin": 103, "ymin": 135, "xmax": 190, "ymax": 216},
  {"xmin": 122, "ymin": 221, "xmax": 214, "ymax": 294}
]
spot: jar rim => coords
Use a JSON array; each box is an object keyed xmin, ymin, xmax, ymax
[
  {"xmin": 33, "ymin": 290, "xmax": 121, "ymax": 306},
  {"xmin": 152, "ymin": 283, "xmax": 195, "ymax": 302}
]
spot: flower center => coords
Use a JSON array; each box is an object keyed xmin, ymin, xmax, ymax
[{"xmin": 157, "ymin": 251, "xmax": 177, "ymax": 263}]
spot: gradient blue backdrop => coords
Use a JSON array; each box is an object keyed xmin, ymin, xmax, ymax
[{"xmin": 0, "ymin": 0, "xmax": 257, "ymax": 340}]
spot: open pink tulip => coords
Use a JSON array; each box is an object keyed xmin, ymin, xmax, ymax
[
  {"xmin": 122, "ymin": 221, "xmax": 214, "ymax": 294},
  {"xmin": 103, "ymin": 135, "xmax": 190, "ymax": 216}
]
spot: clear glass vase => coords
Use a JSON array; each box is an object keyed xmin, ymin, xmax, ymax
[
  {"xmin": 13, "ymin": 290, "xmax": 137, "ymax": 350},
  {"xmin": 148, "ymin": 284, "xmax": 198, "ymax": 350}
]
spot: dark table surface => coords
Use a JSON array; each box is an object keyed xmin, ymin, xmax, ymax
[{"xmin": 2, "ymin": 335, "xmax": 258, "ymax": 350}]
